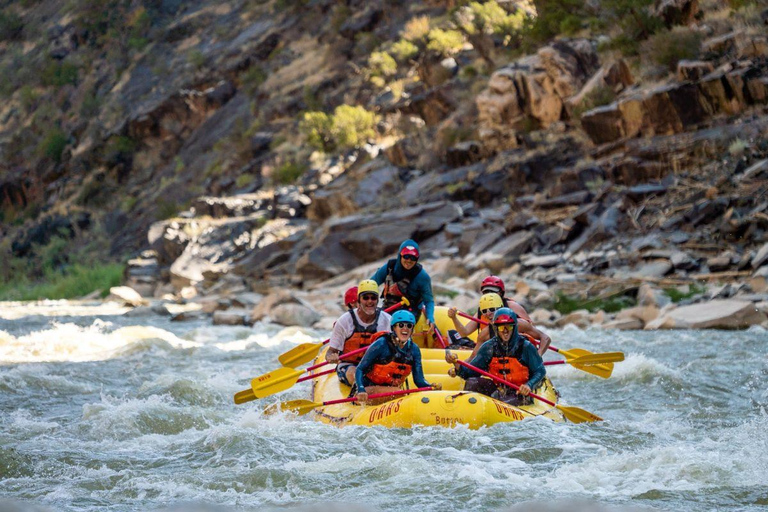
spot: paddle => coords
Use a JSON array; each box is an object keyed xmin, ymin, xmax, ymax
[
  {"xmin": 263, "ymin": 386, "xmax": 433, "ymax": 416},
  {"xmin": 456, "ymin": 311, "xmax": 621, "ymax": 378},
  {"xmin": 450, "ymin": 357, "xmax": 602, "ymax": 423},
  {"xmin": 278, "ymin": 299, "xmax": 408, "ymax": 368},
  {"xmin": 234, "ymin": 345, "xmax": 371, "ymax": 405}
]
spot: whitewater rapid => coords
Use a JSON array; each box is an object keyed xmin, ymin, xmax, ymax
[{"xmin": 1, "ymin": 301, "xmax": 766, "ymax": 512}]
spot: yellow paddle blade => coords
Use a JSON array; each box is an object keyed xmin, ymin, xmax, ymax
[
  {"xmin": 234, "ymin": 388, "xmax": 256, "ymax": 405},
  {"xmin": 556, "ymin": 404, "xmax": 603, "ymax": 423},
  {"xmin": 250, "ymin": 367, "xmax": 304, "ymax": 399},
  {"xmin": 278, "ymin": 342, "xmax": 323, "ymax": 368},
  {"xmin": 568, "ymin": 352, "xmax": 625, "ymax": 365},
  {"xmin": 558, "ymin": 347, "xmax": 613, "ymax": 377},
  {"xmin": 264, "ymin": 399, "xmax": 321, "ymax": 416}
]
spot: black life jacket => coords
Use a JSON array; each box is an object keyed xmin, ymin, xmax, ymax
[{"xmin": 382, "ymin": 258, "xmax": 422, "ymax": 309}]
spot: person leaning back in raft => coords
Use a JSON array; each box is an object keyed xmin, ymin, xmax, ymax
[
  {"xmin": 446, "ymin": 308, "xmax": 545, "ymax": 406},
  {"xmin": 326, "ymin": 280, "xmax": 392, "ymax": 388},
  {"xmin": 355, "ymin": 310, "xmax": 442, "ymax": 405},
  {"xmin": 448, "ymin": 275, "xmax": 552, "ymax": 356},
  {"xmin": 370, "ymin": 239, "xmax": 435, "ymax": 328}
]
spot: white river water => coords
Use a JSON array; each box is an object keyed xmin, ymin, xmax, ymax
[{"xmin": 1, "ymin": 300, "xmax": 766, "ymax": 512}]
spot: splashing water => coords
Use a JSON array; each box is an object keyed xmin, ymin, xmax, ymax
[{"xmin": 1, "ymin": 301, "xmax": 766, "ymax": 512}]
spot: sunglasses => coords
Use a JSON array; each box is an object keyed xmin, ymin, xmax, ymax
[
  {"xmin": 401, "ymin": 254, "xmax": 418, "ymax": 261},
  {"xmin": 360, "ymin": 293, "xmax": 378, "ymax": 302},
  {"xmin": 496, "ymin": 324, "xmax": 514, "ymax": 332},
  {"xmin": 481, "ymin": 286, "xmax": 501, "ymax": 294},
  {"xmin": 480, "ymin": 307, "xmax": 498, "ymax": 315},
  {"xmin": 394, "ymin": 322, "xmax": 414, "ymax": 329}
]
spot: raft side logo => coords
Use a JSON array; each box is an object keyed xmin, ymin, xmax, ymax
[
  {"xmin": 494, "ymin": 401, "xmax": 525, "ymax": 421},
  {"xmin": 368, "ymin": 399, "xmax": 403, "ymax": 423}
]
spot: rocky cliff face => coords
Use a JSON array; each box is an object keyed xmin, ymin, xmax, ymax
[{"xmin": 2, "ymin": 0, "xmax": 768, "ymax": 316}]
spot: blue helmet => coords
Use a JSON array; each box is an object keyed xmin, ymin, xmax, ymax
[{"xmin": 391, "ymin": 310, "xmax": 416, "ymax": 327}]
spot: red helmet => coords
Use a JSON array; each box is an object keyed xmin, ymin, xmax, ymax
[
  {"xmin": 343, "ymin": 286, "xmax": 358, "ymax": 307},
  {"xmin": 492, "ymin": 307, "xmax": 517, "ymax": 325},
  {"xmin": 480, "ymin": 275, "xmax": 505, "ymax": 295}
]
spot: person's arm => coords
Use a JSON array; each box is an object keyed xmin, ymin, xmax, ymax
[
  {"xmin": 326, "ymin": 315, "xmax": 351, "ymax": 363},
  {"xmin": 456, "ymin": 341, "xmax": 492, "ymax": 380},
  {"xmin": 370, "ymin": 263, "xmax": 388, "ymax": 286},
  {"xmin": 518, "ymin": 320, "xmax": 551, "ymax": 356},
  {"xmin": 355, "ymin": 339, "xmax": 385, "ymax": 395},
  {"xmin": 409, "ymin": 344, "xmax": 431, "ymax": 388},
  {"xmin": 417, "ymin": 273, "xmax": 435, "ymax": 324},
  {"xmin": 447, "ymin": 307, "xmax": 476, "ymax": 338},
  {"xmin": 521, "ymin": 341, "xmax": 546, "ymax": 392}
]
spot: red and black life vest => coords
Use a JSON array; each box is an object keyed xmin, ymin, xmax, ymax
[
  {"xmin": 341, "ymin": 309, "xmax": 385, "ymax": 364},
  {"xmin": 488, "ymin": 337, "xmax": 529, "ymax": 387},
  {"xmin": 382, "ymin": 259, "xmax": 422, "ymax": 309},
  {"xmin": 366, "ymin": 334, "xmax": 414, "ymax": 387}
]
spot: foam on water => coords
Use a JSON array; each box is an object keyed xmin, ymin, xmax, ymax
[
  {"xmin": 2, "ymin": 303, "xmax": 766, "ymax": 512},
  {"xmin": 0, "ymin": 322, "xmax": 200, "ymax": 363}
]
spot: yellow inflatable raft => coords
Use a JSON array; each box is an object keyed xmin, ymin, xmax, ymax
[{"xmin": 307, "ymin": 306, "xmax": 565, "ymax": 428}]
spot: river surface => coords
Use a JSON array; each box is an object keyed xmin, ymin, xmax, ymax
[{"xmin": 1, "ymin": 300, "xmax": 766, "ymax": 512}]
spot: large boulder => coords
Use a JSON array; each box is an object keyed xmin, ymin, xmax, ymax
[
  {"xmin": 476, "ymin": 39, "xmax": 599, "ymax": 152},
  {"xmin": 646, "ymin": 299, "xmax": 767, "ymax": 329},
  {"xmin": 296, "ymin": 202, "xmax": 462, "ymax": 281}
]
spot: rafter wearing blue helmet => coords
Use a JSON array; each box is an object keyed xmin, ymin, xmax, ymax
[{"xmin": 354, "ymin": 309, "xmax": 440, "ymax": 404}]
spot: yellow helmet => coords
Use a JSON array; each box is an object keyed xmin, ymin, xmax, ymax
[
  {"xmin": 479, "ymin": 292, "xmax": 503, "ymax": 313},
  {"xmin": 357, "ymin": 279, "xmax": 379, "ymax": 296}
]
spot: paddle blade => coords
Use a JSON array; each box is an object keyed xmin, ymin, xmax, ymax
[
  {"xmin": 557, "ymin": 404, "xmax": 603, "ymax": 423},
  {"xmin": 264, "ymin": 399, "xmax": 321, "ymax": 416},
  {"xmin": 568, "ymin": 352, "xmax": 625, "ymax": 365},
  {"xmin": 251, "ymin": 367, "xmax": 304, "ymax": 399},
  {"xmin": 278, "ymin": 342, "xmax": 323, "ymax": 368},
  {"xmin": 558, "ymin": 347, "xmax": 614, "ymax": 377},
  {"xmin": 234, "ymin": 388, "xmax": 256, "ymax": 405}
]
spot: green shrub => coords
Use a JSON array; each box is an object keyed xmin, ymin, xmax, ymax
[
  {"xmin": 645, "ymin": 26, "xmax": 703, "ymax": 71},
  {"xmin": 330, "ymin": 105, "xmax": 378, "ymax": 150},
  {"xmin": 0, "ymin": 10, "xmax": 24, "ymax": 41},
  {"xmin": 0, "ymin": 263, "xmax": 125, "ymax": 300},
  {"xmin": 39, "ymin": 129, "xmax": 68, "ymax": 162},
  {"xmin": 188, "ymin": 50, "xmax": 205, "ymax": 69},
  {"xmin": 41, "ymin": 60, "xmax": 79, "ymax": 87},
  {"xmin": 391, "ymin": 39, "xmax": 419, "ymax": 62},
  {"xmin": 241, "ymin": 65, "xmax": 267, "ymax": 95},
  {"xmin": 299, "ymin": 111, "xmax": 333, "ymax": 151},
  {"xmin": 403, "ymin": 16, "xmax": 430, "ymax": 42},
  {"xmin": 156, "ymin": 199, "xmax": 180, "ymax": 220},
  {"xmin": 19, "ymin": 85, "xmax": 38, "ymax": 112},
  {"xmin": 368, "ymin": 51, "xmax": 397, "ymax": 77},
  {"xmin": 427, "ymin": 28, "xmax": 465, "ymax": 56},
  {"xmin": 463, "ymin": 1, "xmax": 525, "ymax": 35},
  {"xmin": 236, "ymin": 174, "xmax": 256, "ymax": 188},
  {"xmin": 552, "ymin": 291, "xmax": 635, "ymax": 314},
  {"xmin": 663, "ymin": 283, "xmax": 705, "ymax": 302},
  {"xmin": 573, "ymin": 85, "xmax": 616, "ymax": 118},
  {"xmin": 273, "ymin": 162, "xmax": 307, "ymax": 184},
  {"xmin": 80, "ymin": 93, "xmax": 101, "ymax": 117},
  {"xmin": 300, "ymin": 105, "xmax": 379, "ymax": 152}
]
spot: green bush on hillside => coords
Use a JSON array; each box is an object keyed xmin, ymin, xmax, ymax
[
  {"xmin": 368, "ymin": 51, "xmax": 398, "ymax": 77},
  {"xmin": 273, "ymin": 162, "xmax": 307, "ymax": 184},
  {"xmin": 426, "ymin": 28, "xmax": 465, "ymax": 56},
  {"xmin": 41, "ymin": 60, "xmax": 79, "ymax": 87},
  {"xmin": 299, "ymin": 105, "xmax": 379, "ymax": 153},
  {"xmin": 391, "ymin": 39, "xmax": 419, "ymax": 62},
  {"xmin": 38, "ymin": 129, "xmax": 68, "ymax": 162},
  {"xmin": 0, "ymin": 10, "xmax": 24, "ymax": 41},
  {"xmin": 645, "ymin": 26, "xmax": 703, "ymax": 71}
]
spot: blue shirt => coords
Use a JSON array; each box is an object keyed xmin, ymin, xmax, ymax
[
  {"xmin": 371, "ymin": 240, "xmax": 435, "ymax": 323},
  {"xmin": 356, "ymin": 335, "xmax": 430, "ymax": 393}
]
